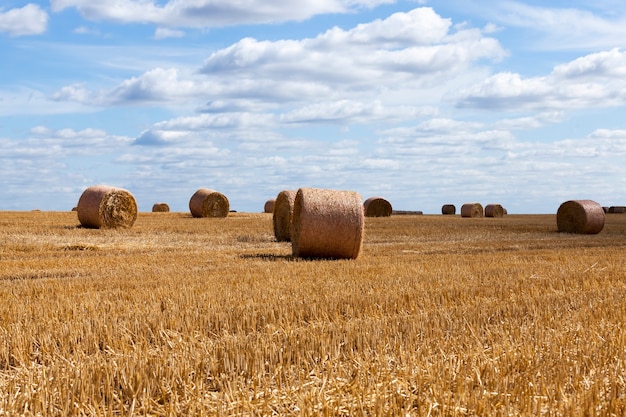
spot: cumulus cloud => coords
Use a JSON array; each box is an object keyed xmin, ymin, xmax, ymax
[{"xmin": 0, "ymin": 4, "xmax": 48, "ymax": 36}]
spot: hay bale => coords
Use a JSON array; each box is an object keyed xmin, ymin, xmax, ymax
[
  {"xmin": 557, "ymin": 200, "xmax": 605, "ymax": 234},
  {"xmin": 152, "ymin": 202, "xmax": 170, "ymax": 212},
  {"xmin": 291, "ymin": 188, "xmax": 364, "ymax": 259},
  {"xmin": 77, "ymin": 185, "xmax": 137, "ymax": 229},
  {"xmin": 609, "ymin": 206, "xmax": 626, "ymax": 214},
  {"xmin": 460, "ymin": 203, "xmax": 484, "ymax": 218},
  {"xmin": 189, "ymin": 188, "xmax": 229, "ymax": 218},
  {"xmin": 363, "ymin": 196, "xmax": 392, "ymax": 217},
  {"xmin": 485, "ymin": 204, "xmax": 505, "ymax": 218},
  {"xmin": 264, "ymin": 199, "xmax": 276, "ymax": 213},
  {"xmin": 441, "ymin": 204, "xmax": 456, "ymax": 215},
  {"xmin": 273, "ymin": 190, "xmax": 297, "ymax": 242}
]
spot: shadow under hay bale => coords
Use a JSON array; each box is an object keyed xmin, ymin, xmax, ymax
[
  {"xmin": 264, "ymin": 199, "xmax": 276, "ymax": 214},
  {"xmin": 461, "ymin": 203, "xmax": 484, "ymax": 218},
  {"xmin": 273, "ymin": 190, "xmax": 296, "ymax": 242},
  {"xmin": 77, "ymin": 185, "xmax": 138, "ymax": 229},
  {"xmin": 485, "ymin": 204, "xmax": 505, "ymax": 218},
  {"xmin": 291, "ymin": 188, "xmax": 364, "ymax": 259},
  {"xmin": 557, "ymin": 200, "xmax": 605, "ymax": 234},
  {"xmin": 189, "ymin": 189, "xmax": 229, "ymax": 218},
  {"xmin": 441, "ymin": 204, "xmax": 456, "ymax": 215},
  {"xmin": 363, "ymin": 197, "xmax": 392, "ymax": 217},
  {"xmin": 152, "ymin": 202, "xmax": 170, "ymax": 212}
]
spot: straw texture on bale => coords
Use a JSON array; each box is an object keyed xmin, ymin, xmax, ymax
[
  {"xmin": 291, "ymin": 188, "xmax": 364, "ymax": 259},
  {"xmin": 273, "ymin": 190, "xmax": 297, "ymax": 242},
  {"xmin": 557, "ymin": 200, "xmax": 605, "ymax": 234},
  {"xmin": 77, "ymin": 185, "xmax": 137, "ymax": 229},
  {"xmin": 461, "ymin": 203, "xmax": 484, "ymax": 218},
  {"xmin": 189, "ymin": 189, "xmax": 229, "ymax": 218},
  {"xmin": 363, "ymin": 197, "xmax": 392, "ymax": 217},
  {"xmin": 152, "ymin": 202, "xmax": 170, "ymax": 212},
  {"xmin": 485, "ymin": 204, "xmax": 505, "ymax": 218},
  {"xmin": 264, "ymin": 199, "xmax": 276, "ymax": 214},
  {"xmin": 609, "ymin": 206, "xmax": 626, "ymax": 214},
  {"xmin": 441, "ymin": 204, "xmax": 456, "ymax": 215}
]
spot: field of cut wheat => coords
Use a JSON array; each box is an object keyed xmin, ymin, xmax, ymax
[{"xmin": 1, "ymin": 210, "xmax": 626, "ymax": 415}]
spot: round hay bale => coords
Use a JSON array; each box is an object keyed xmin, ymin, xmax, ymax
[
  {"xmin": 273, "ymin": 190, "xmax": 297, "ymax": 242},
  {"xmin": 485, "ymin": 204, "xmax": 504, "ymax": 218},
  {"xmin": 77, "ymin": 185, "xmax": 137, "ymax": 229},
  {"xmin": 189, "ymin": 189, "xmax": 229, "ymax": 218},
  {"xmin": 152, "ymin": 202, "xmax": 170, "ymax": 212},
  {"xmin": 363, "ymin": 196, "xmax": 392, "ymax": 217},
  {"xmin": 264, "ymin": 199, "xmax": 276, "ymax": 213},
  {"xmin": 460, "ymin": 203, "xmax": 484, "ymax": 218},
  {"xmin": 291, "ymin": 188, "xmax": 364, "ymax": 259},
  {"xmin": 557, "ymin": 200, "xmax": 605, "ymax": 234},
  {"xmin": 609, "ymin": 206, "xmax": 626, "ymax": 214},
  {"xmin": 441, "ymin": 204, "xmax": 456, "ymax": 215}
]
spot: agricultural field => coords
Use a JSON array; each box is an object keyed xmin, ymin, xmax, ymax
[{"xmin": 1, "ymin": 210, "xmax": 626, "ymax": 415}]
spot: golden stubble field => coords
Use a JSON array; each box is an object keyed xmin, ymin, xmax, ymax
[{"xmin": 1, "ymin": 210, "xmax": 626, "ymax": 416}]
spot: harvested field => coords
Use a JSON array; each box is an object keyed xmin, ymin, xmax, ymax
[{"xmin": 1, "ymin": 210, "xmax": 626, "ymax": 415}]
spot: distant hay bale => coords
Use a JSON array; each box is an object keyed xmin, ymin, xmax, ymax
[
  {"xmin": 441, "ymin": 204, "xmax": 456, "ymax": 215},
  {"xmin": 77, "ymin": 185, "xmax": 137, "ymax": 229},
  {"xmin": 363, "ymin": 197, "xmax": 392, "ymax": 217},
  {"xmin": 273, "ymin": 190, "xmax": 297, "ymax": 242},
  {"xmin": 609, "ymin": 206, "xmax": 626, "ymax": 214},
  {"xmin": 485, "ymin": 204, "xmax": 505, "ymax": 218},
  {"xmin": 291, "ymin": 188, "xmax": 364, "ymax": 259},
  {"xmin": 392, "ymin": 210, "xmax": 423, "ymax": 215},
  {"xmin": 189, "ymin": 189, "xmax": 229, "ymax": 218},
  {"xmin": 557, "ymin": 200, "xmax": 605, "ymax": 234},
  {"xmin": 152, "ymin": 202, "xmax": 170, "ymax": 212},
  {"xmin": 461, "ymin": 203, "xmax": 484, "ymax": 218},
  {"xmin": 264, "ymin": 199, "xmax": 276, "ymax": 213}
]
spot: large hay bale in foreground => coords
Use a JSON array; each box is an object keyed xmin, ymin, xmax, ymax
[
  {"xmin": 152, "ymin": 202, "xmax": 170, "ymax": 212},
  {"xmin": 557, "ymin": 200, "xmax": 605, "ymax": 234},
  {"xmin": 461, "ymin": 203, "xmax": 484, "ymax": 218},
  {"xmin": 264, "ymin": 199, "xmax": 276, "ymax": 213},
  {"xmin": 273, "ymin": 190, "xmax": 296, "ymax": 242},
  {"xmin": 77, "ymin": 185, "xmax": 137, "ymax": 229},
  {"xmin": 189, "ymin": 189, "xmax": 229, "ymax": 218},
  {"xmin": 363, "ymin": 196, "xmax": 392, "ymax": 217},
  {"xmin": 441, "ymin": 204, "xmax": 456, "ymax": 215},
  {"xmin": 291, "ymin": 188, "xmax": 364, "ymax": 259},
  {"xmin": 485, "ymin": 204, "xmax": 505, "ymax": 218}
]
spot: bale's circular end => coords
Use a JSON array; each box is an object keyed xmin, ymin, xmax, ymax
[
  {"xmin": 485, "ymin": 204, "xmax": 505, "ymax": 218},
  {"xmin": 291, "ymin": 188, "xmax": 364, "ymax": 259},
  {"xmin": 264, "ymin": 199, "xmax": 276, "ymax": 213},
  {"xmin": 441, "ymin": 204, "xmax": 456, "ymax": 215},
  {"xmin": 363, "ymin": 197, "xmax": 392, "ymax": 217},
  {"xmin": 273, "ymin": 190, "xmax": 296, "ymax": 242},
  {"xmin": 152, "ymin": 202, "xmax": 170, "ymax": 212},
  {"xmin": 77, "ymin": 185, "xmax": 138, "ymax": 229},
  {"xmin": 189, "ymin": 189, "xmax": 229, "ymax": 218},
  {"xmin": 461, "ymin": 203, "xmax": 484, "ymax": 218},
  {"xmin": 557, "ymin": 200, "xmax": 605, "ymax": 234}
]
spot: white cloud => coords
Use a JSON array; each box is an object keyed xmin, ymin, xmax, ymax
[
  {"xmin": 0, "ymin": 4, "xmax": 48, "ymax": 37},
  {"xmin": 154, "ymin": 27, "xmax": 185, "ymax": 39}
]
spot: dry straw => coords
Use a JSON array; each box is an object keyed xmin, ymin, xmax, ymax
[
  {"xmin": 485, "ymin": 204, "xmax": 505, "ymax": 218},
  {"xmin": 273, "ymin": 190, "xmax": 297, "ymax": 242},
  {"xmin": 557, "ymin": 200, "xmax": 605, "ymax": 234},
  {"xmin": 291, "ymin": 188, "xmax": 364, "ymax": 259},
  {"xmin": 441, "ymin": 204, "xmax": 456, "ymax": 215},
  {"xmin": 77, "ymin": 185, "xmax": 138, "ymax": 229},
  {"xmin": 264, "ymin": 199, "xmax": 276, "ymax": 214},
  {"xmin": 152, "ymin": 202, "xmax": 170, "ymax": 212},
  {"xmin": 189, "ymin": 189, "xmax": 229, "ymax": 218},
  {"xmin": 363, "ymin": 197, "xmax": 392, "ymax": 217},
  {"xmin": 461, "ymin": 203, "xmax": 484, "ymax": 218}
]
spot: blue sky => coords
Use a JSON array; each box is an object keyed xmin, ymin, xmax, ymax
[{"xmin": 2, "ymin": 0, "xmax": 626, "ymax": 214}]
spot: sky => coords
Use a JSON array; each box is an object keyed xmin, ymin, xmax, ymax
[{"xmin": 1, "ymin": 0, "xmax": 626, "ymax": 214}]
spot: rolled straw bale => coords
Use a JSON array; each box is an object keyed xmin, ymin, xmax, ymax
[
  {"xmin": 460, "ymin": 203, "xmax": 484, "ymax": 218},
  {"xmin": 602, "ymin": 206, "xmax": 609, "ymax": 214},
  {"xmin": 557, "ymin": 200, "xmax": 605, "ymax": 234},
  {"xmin": 273, "ymin": 190, "xmax": 297, "ymax": 242},
  {"xmin": 485, "ymin": 204, "xmax": 505, "ymax": 218},
  {"xmin": 363, "ymin": 196, "xmax": 392, "ymax": 217},
  {"xmin": 441, "ymin": 204, "xmax": 456, "ymax": 215},
  {"xmin": 77, "ymin": 185, "xmax": 137, "ymax": 229},
  {"xmin": 264, "ymin": 199, "xmax": 276, "ymax": 213},
  {"xmin": 609, "ymin": 206, "xmax": 626, "ymax": 214},
  {"xmin": 189, "ymin": 188, "xmax": 229, "ymax": 218},
  {"xmin": 152, "ymin": 202, "xmax": 170, "ymax": 212},
  {"xmin": 291, "ymin": 188, "xmax": 364, "ymax": 259}
]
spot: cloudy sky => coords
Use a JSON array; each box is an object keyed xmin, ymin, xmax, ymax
[{"xmin": 2, "ymin": 0, "xmax": 626, "ymax": 213}]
